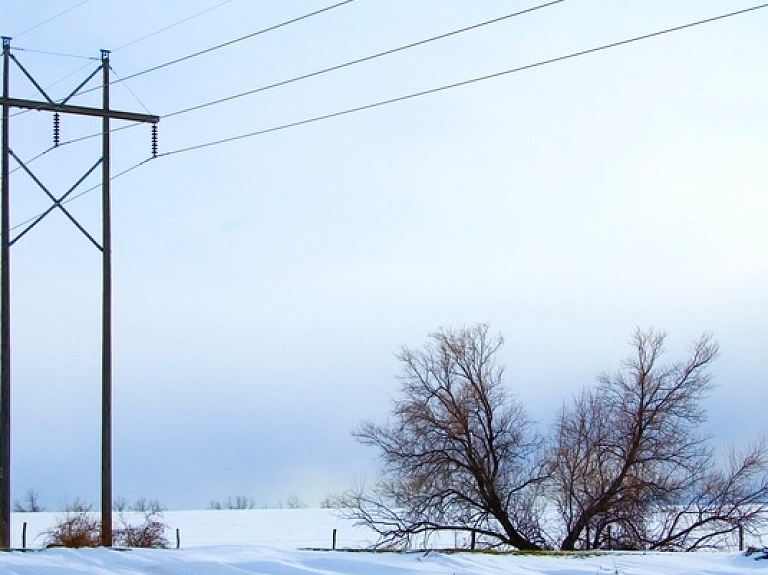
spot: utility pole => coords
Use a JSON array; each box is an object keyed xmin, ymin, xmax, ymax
[
  {"xmin": 0, "ymin": 38, "xmax": 158, "ymax": 548},
  {"xmin": 101, "ymin": 49, "xmax": 114, "ymax": 549},
  {"xmin": 1, "ymin": 37, "xmax": 11, "ymax": 553}
]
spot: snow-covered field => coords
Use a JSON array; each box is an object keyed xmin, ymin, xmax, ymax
[{"xmin": 3, "ymin": 509, "xmax": 767, "ymax": 575}]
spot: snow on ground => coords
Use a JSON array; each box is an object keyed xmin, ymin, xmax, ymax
[
  {"xmin": 11, "ymin": 509, "xmax": 376, "ymax": 550},
  {"xmin": 3, "ymin": 509, "xmax": 768, "ymax": 575}
]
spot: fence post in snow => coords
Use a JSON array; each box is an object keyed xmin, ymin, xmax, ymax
[
  {"xmin": 176, "ymin": 528, "xmax": 181, "ymax": 549},
  {"xmin": 738, "ymin": 522, "xmax": 744, "ymax": 551},
  {"xmin": 332, "ymin": 528, "xmax": 337, "ymax": 550},
  {"xmin": 22, "ymin": 522, "xmax": 26, "ymax": 549}
]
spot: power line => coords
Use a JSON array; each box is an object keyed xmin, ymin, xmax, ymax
[
  {"xmin": 6, "ymin": 47, "xmax": 98, "ymax": 117},
  {"xmin": 112, "ymin": 0, "xmax": 235, "ymax": 53},
  {"xmin": 74, "ymin": 0, "xmax": 357, "ymax": 99},
  {"xmin": 157, "ymin": 2, "xmax": 768, "ymax": 158},
  {"xmin": 9, "ymin": 1, "xmax": 357, "ymax": 145},
  {"xmin": 14, "ymin": 0, "xmax": 235, "ymax": 103},
  {"xmin": 161, "ymin": 0, "xmax": 568, "ymax": 121},
  {"xmin": 46, "ymin": 0, "xmax": 566, "ymax": 149},
  {"xmin": 12, "ymin": 2, "xmax": 767, "ymax": 221},
  {"xmin": 11, "ymin": 0, "xmax": 92, "ymax": 40},
  {"xmin": 9, "ymin": 146, "xmax": 56, "ymax": 175},
  {"xmin": 67, "ymin": 158, "xmax": 154, "ymax": 204},
  {"xmin": 10, "ymin": 157, "xmax": 154, "ymax": 233},
  {"xmin": 109, "ymin": 65, "xmax": 153, "ymax": 115},
  {"xmin": 8, "ymin": 46, "xmax": 98, "ymax": 61}
]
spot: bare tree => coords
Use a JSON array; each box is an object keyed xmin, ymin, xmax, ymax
[
  {"xmin": 207, "ymin": 495, "xmax": 256, "ymax": 510},
  {"xmin": 647, "ymin": 441, "xmax": 768, "ymax": 551},
  {"xmin": 550, "ymin": 328, "xmax": 766, "ymax": 550},
  {"xmin": 347, "ymin": 325, "xmax": 547, "ymax": 550},
  {"xmin": 131, "ymin": 497, "xmax": 166, "ymax": 513},
  {"xmin": 112, "ymin": 495, "xmax": 129, "ymax": 512},
  {"xmin": 282, "ymin": 495, "xmax": 307, "ymax": 509},
  {"xmin": 228, "ymin": 495, "xmax": 256, "ymax": 510},
  {"xmin": 13, "ymin": 489, "xmax": 43, "ymax": 512}
]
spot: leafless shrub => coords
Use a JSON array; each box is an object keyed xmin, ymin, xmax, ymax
[
  {"xmin": 44, "ymin": 498, "xmax": 169, "ymax": 548},
  {"xmin": 115, "ymin": 506, "xmax": 169, "ymax": 548},
  {"xmin": 44, "ymin": 500, "xmax": 100, "ymax": 548}
]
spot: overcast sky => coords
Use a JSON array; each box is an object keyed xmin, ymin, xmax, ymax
[{"xmin": 1, "ymin": 0, "xmax": 766, "ymax": 510}]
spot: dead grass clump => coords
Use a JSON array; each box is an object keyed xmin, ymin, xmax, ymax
[{"xmin": 44, "ymin": 498, "xmax": 169, "ymax": 548}]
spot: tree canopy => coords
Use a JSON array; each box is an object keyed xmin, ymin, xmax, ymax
[{"xmin": 345, "ymin": 325, "xmax": 768, "ymax": 551}]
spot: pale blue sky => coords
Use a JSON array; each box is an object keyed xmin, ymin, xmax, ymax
[{"xmin": 2, "ymin": 0, "xmax": 767, "ymax": 509}]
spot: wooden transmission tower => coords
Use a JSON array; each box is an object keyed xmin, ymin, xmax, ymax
[{"xmin": 0, "ymin": 37, "xmax": 159, "ymax": 548}]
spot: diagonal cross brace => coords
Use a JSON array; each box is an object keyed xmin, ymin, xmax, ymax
[
  {"xmin": 8, "ymin": 149, "xmax": 103, "ymax": 250},
  {"xmin": 8, "ymin": 53, "xmax": 55, "ymax": 105},
  {"xmin": 60, "ymin": 64, "xmax": 102, "ymax": 106}
]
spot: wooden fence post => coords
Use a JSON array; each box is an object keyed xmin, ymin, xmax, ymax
[{"xmin": 739, "ymin": 522, "xmax": 744, "ymax": 552}]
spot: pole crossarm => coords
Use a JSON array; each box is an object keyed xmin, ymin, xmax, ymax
[{"xmin": 0, "ymin": 96, "xmax": 159, "ymax": 123}]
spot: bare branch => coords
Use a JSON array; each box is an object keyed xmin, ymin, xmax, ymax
[{"xmin": 348, "ymin": 325, "xmax": 546, "ymax": 550}]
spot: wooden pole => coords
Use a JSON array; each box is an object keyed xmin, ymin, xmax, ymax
[
  {"xmin": 100, "ymin": 49, "xmax": 112, "ymax": 548},
  {"xmin": 0, "ymin": 36, "xmax": 12, "ymax": 551}
]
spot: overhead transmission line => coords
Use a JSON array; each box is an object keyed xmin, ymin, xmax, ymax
[
  {"xmin": 10, "ymin": 158, "xmax": 154, "ymax": 233},
  {"xmin": 7, "ymin": 47, "xmax": 97, "ymax": 61},
  {"xmin": 11, "ymin": 0, "xmax": 92, "ymax": 40},
  {"xmin": 162, "ymin": 0, "xmax": 568, "ymax": 120},
  {"xmin": 74, "ymin": 0, "xmax": 357, "ymax": 99},
  {"xmin": 110, "ymin": 65, "xmax": 153, "ymax": 115},
  {"xmin": 15, "ymin": 0, "xmax": 238, "ymax": 104},
  {"xmin": 9, "ymin": 0, "xmax": 350, "ymax": 128},
  {"xmin": 51, "ymin": 0, "xmax": 568, "ymax": 149},
  {"xmin": 11, "ymin": 1, "xmax": 768, "ymax": 228},
  {"xmin": 8, "ymin": 0, "xmax": 333, "ymax": 164},
  {"xmin": 7, "ymin": 0, "xmax": 360, "ymax": 226},
  {"xmin": 112, "ymin": 0, "xmax": 235, "ymax": 52},
  {"xmin": 157, "ymin": 2, "xmax": 768, "ymax": 158},
  {"xmin": 10, "ymin": 0, "xmax": 235, "ymax": 105}
]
